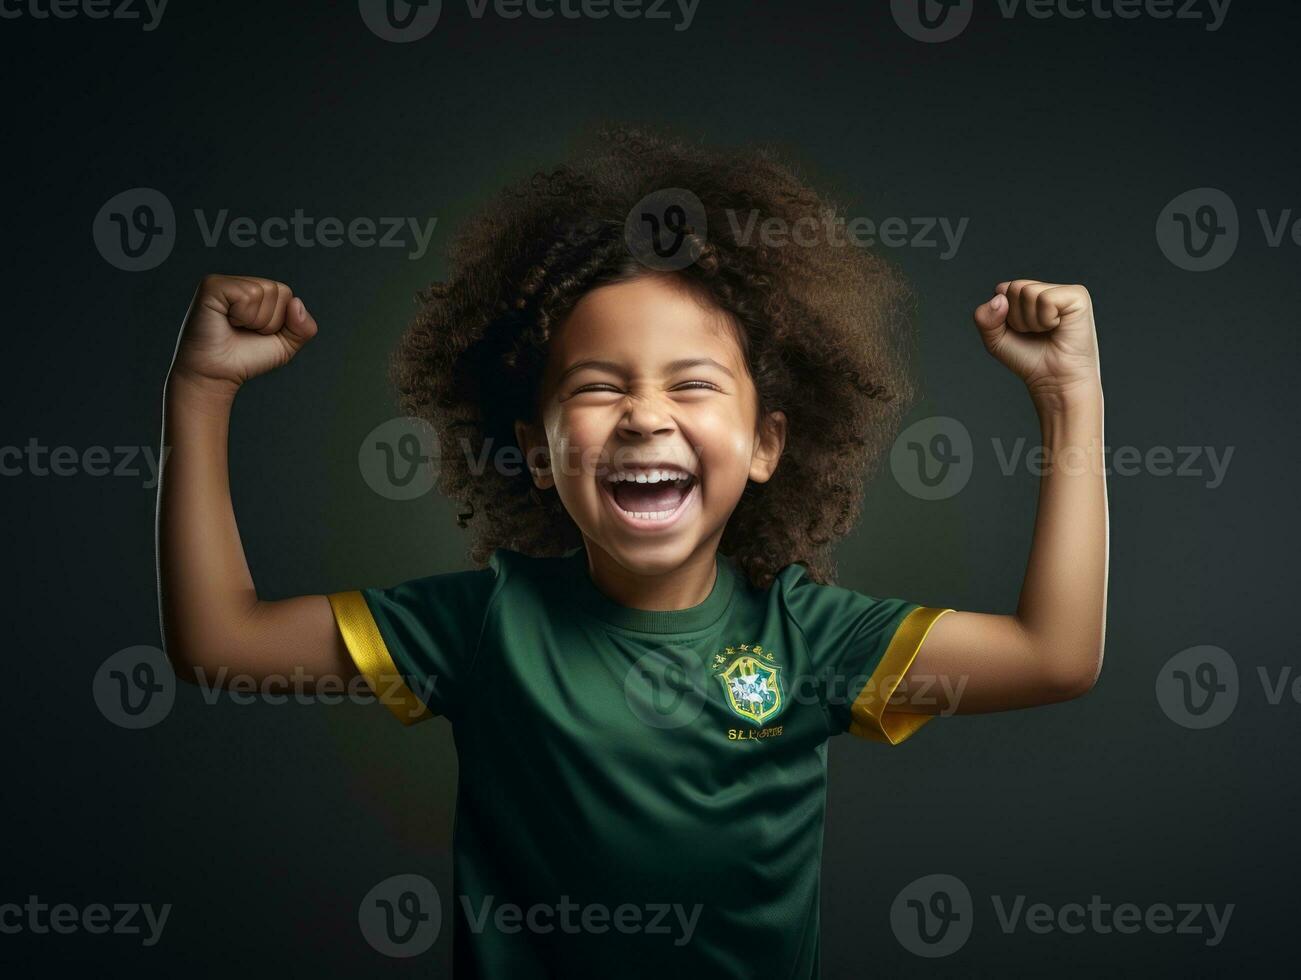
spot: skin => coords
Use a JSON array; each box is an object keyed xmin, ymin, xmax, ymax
[
  {"xmin": 901, "ymin": 281, "xmax": 1109, "ymax": 712},
  {"xmin": 158, "ymin": 276, "xmax": 349, "ymax": 687},
  {"xmin": 157, "ymin": 272, "xmax": 1107, "ymax": 715},
  {"xmin": 513, "ymin": 275, "xmax": 785, "ymax": 612}
]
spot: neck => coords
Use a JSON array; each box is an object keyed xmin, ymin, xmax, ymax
[{"xmin": 581, "ymin": 538, "xmax": 720, "ymax": 611}]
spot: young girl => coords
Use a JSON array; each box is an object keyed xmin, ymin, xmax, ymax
[{"xmin": 157, "ymin": 125, "xmax": 1107, "ymax": 977}]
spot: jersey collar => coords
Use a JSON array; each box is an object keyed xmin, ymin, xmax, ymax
[{"xmin": 562, "ymin": 547, "xmax": 737, "ymax": 634}]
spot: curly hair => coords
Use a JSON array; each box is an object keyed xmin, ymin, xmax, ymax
[{"xmin": 391, "ymin": 123, "xmax": 917, "ymax": 589}]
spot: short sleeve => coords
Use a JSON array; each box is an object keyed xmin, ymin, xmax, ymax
[
  {"xmin": 327, "ymin": 552, "xmax": 505, "ymax": 726},
  {"xmin": 777, "ymin": 564, "xmax": 952, "ymax": 745}
]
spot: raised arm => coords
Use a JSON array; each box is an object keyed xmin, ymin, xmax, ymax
[
  {"xmin": 896, "ymin": 280, "xmax": 1108, "ymax": 714},
  {"xmin": 156, "ymin": 275, "xmax": 355, "ymax": 689}
]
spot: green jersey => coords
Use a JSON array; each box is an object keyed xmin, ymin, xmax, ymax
[{"xmin": 329, "ymin": 546, "xmax": 950, "ymax": 978}]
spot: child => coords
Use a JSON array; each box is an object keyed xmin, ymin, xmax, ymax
[{"xmin": 157, "ymin": 125, "xmax": 1107, "ymax": 977}]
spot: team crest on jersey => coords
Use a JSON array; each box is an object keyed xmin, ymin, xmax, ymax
[{"xmin": 712, "ymin": 644, "xmax": 785, "ymax": 725}]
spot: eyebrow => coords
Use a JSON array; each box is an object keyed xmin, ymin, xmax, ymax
[{"xmin": 558, "ymin": 357, "xmax": 737, "ymax": 383}]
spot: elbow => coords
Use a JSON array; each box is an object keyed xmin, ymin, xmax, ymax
[
  {"xmin": 160, "ymin": 634, "xmax": 227, "ymax": 688},
  {"xmin": 161, "ymin": 643, "xmax": 204, "ymax": 687},
  {"xmin": 1049, "ymin": 669, "xmax": 1098, "ymax": 703},
  {"xmin": 1043, "ymin": 646, "xmax": 1104, "ymax": 703}
]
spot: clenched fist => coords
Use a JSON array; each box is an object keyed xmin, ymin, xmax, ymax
[
  {"xmin": 170, "ymin": 275, "xmax": 319, "ymax": 392},
  {"xmin": 973, "ymin": 280, "xmax": 1101, "ymax": 408}
]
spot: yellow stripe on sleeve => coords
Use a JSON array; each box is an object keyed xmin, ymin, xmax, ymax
[
  {"xmin": 327, "ymin": 590, "xmax": 433, "ymax": 726},
  {"xmin": 849, "ymin": 606, "xmax": 953, "ymax": 745}
]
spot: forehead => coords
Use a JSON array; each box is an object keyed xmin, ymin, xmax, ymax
[{"xmin": 544, "ymin": 275, "xmax": 745, "ymax": 380}]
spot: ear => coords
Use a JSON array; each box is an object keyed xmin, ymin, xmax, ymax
[
  {"xmin": 514, "ymin": 419, "xmax": 554, "ymax": 490},
  {"xmin": 748, "ymin": 410, "xmax": 787, "ymax": 483}
]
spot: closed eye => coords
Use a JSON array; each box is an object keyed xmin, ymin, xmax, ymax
[
  {"xmin": 572, "ymin": 381, "xmax": 721, "ymax": 394},
  {"xmin": 674, "ymin": 381, "xmax": 720, "ymax": 391}
]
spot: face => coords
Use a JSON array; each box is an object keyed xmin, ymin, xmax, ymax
[{"xmin": 514, "ymin": 274, "xmax": 786, "ymax": 578}]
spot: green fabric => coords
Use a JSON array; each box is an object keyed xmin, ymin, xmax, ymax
[{"xmin": 359, "ymin": 546, "xmax": 922, "ymax": 978}]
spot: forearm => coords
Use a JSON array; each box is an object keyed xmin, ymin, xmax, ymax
[{"xmin": 1014, "ymin": 385, "xmax": 1109, "ymax": 692}]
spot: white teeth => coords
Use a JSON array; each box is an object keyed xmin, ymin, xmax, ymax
[{"xmin": 604, "ymin": 468, "xmax": 693, "ymax": 484}]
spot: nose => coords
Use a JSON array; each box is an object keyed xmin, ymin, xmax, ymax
[{"xmin": 617, "ymin": 393, "xmax": 677, "ymax": 438}]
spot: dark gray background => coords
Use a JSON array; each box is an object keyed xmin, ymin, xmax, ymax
[{"xmin": 3, "ymin": 0, "xmax": 1296, "ymax": 975}]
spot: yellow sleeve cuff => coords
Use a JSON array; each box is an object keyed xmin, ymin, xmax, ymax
[
  {"xmin": 848, "ymin": 606, "xmax": 953, "ymax": 745},
  {"xmin": 327, "ymin": 590, "xmax": 433, "ymax": 726}
]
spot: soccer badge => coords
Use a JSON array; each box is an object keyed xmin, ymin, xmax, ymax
[{"xmin": 713, "ymin": 644, "xmax": 785, "ymax": 726}]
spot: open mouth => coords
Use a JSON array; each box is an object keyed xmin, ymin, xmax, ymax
[{"xmin": 598, "ymin": 470, "xmax": 699, "ymax": 529}]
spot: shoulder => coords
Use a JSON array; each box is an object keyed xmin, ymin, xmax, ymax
[
  {"xmin": 485, "ymin": 546, "xmax": 571, "ymax": 583},
  {"xmin": 371, "ymin": 547, "xmax": 548, "ymax": 608},
  {"xmin": 355, "ymin": 549, "xmax": 544, "ymax": 644},
  {"xmin": 724, "ymin": 556, "xmax": 817, "ymax": 605},
  {"xmin": 736, "ymin": 558, "xmax": 823, "ymax": 627},
  {"xmin": 767, "ymin": 560, "xmax": 820, "ymax": 608},
  {"xmin": 771, "ymin": 561, "xmax": 814, "ymax": 590},
  {"xmin": 477, "ymin": 546, "xmax": 583, "ymax": 606},
  {"xmin": 764, "ymin": 559, "xmax": 911, "ymax": 639}
]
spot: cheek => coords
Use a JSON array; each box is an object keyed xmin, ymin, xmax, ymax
[
  {"xmin": 546, "ymin": 410, "xmax": 608, "ymax": 484},
  {"xmin": 689, "ymin": 406, "xmax": 755, "ymax": 483}
]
